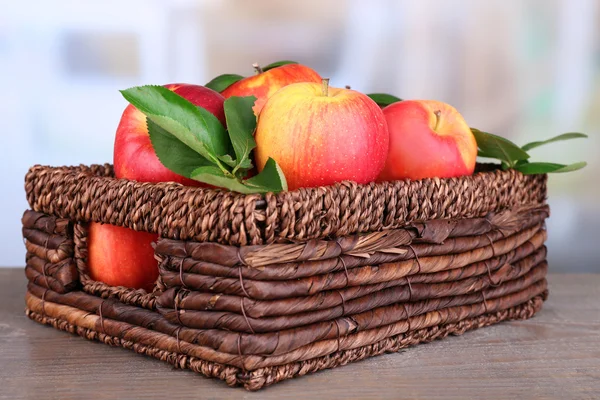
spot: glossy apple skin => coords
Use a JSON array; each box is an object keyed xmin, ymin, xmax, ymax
[
  {"xmin": 377, "ymin": 100, "xmax": 477, "ymax": 181},
  {"xmin": 255, "ymin": 82, "xmax": 389, "ymax": 190},
  {"xmin": 88, "ymin": 84, "xmax": 226, "ymax": 291},
  {"xmin": 114, "ymin": 83, "xmax": 226, "ymax": 185},
  {"xmin": 221, "ymin": 64, "xmax": 321, "ymax": 115},
  {"xmin": 88, "ymin": 223, "xmax": 158, "ymax": 292}
]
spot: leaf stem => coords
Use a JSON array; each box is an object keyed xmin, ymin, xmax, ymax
[{"xmin": 210, "ymin": 155, "xmax": 235, "ymax": 177}]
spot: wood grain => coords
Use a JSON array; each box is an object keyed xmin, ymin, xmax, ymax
[{"xmin": 1, "ymin": 268, "xmax": 598, "ymax": 399}]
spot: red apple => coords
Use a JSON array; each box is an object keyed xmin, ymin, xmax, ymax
[
  {"xmin": 88, "ymin": 83, "xmax": 226, "ymax": 291},
  {"xmin": 255, "ymin": 79, "xmax": 389, "ymax": 190},
  {"xmin": 221, "ymin": 63, "xmax": 321, "ymax": 115},
  {"xmin": 114, "ymin": 83, "xmax": 226, "ymax": 184},
  {"xmin": 377, "ymin": 100, "xmax": 477, "ymax": 181},
  {"xmin": 87, "ymin": 223, "xmax": 158, "ymax": 292}
]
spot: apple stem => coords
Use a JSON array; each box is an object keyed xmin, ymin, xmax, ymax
[
  {"xmin": 322, "ymin": 78, "xmax": 330, "ymax": 96},
  {"xmin": 345, "ymin": 85, "xmax": 351, "ymax": 89},
  {"xmin": 252, "ymin": 63, "xmax": 263, "ymax": 74},
  {"xmin": 434, "ymin": 110, "xmax": 442, "ymax": 131}
]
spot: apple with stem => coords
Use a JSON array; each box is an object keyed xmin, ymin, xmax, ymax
[
  {"xmin": 221, "ymin": 63, "xmax": 321, "ymax": 115},
  {"xmin": 377, "ymin": 100, "xmax": 477, "ymax": 181},
  {"xmin": 255, "ymin": 79, "xmax": 389, "ymax": 190}
]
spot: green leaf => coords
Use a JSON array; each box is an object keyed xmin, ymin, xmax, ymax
[
  {"xmin": 190, "ymin": 160, "xmax": 287, "ymax": 194},
  {"xmin": 205, "ymin": 74, "xmax": 244, "ymax": 92},
  {"xmin": 552, "ymin": 161, "xmax": 587, "ymax": 173},
  {"xmin": 145, "ymin": 114, "xmax": 217, "ymax": 161},
  {"xmin": 515, "ymin": 161, "xmax": 587, "ymax": 175},
  {"xmin": 195, "ymin": 106, "xmax": 229, "ymax": 155},
  {"xmin": 521, "ymin": 132, "xmax": 588, "ymax": 151},
  {"xmin": 218, "ymin": 154, "xmax": 252, "ymax": 171},
  {"xmin": 147, "ymin": 119, "xmax": 213, "ymax": 178},
  {"xmin": 190, "ymin": 166, "xmax": 252, "ymax": 193},
  {"xmin": 471, "ymin": 128, "xmax": 530, "ymax": 167},
  {"xmin": 367, "ymin": 93, "xmax": 403, "ymax": 107},
  {"xmin": 120, "ymin": 85, "xmax": 229, "ymax": 162},
  {"xmin": 477, "ymin": 150, "xmax": 495, "ymax": 158},
  {"xmin": 217, "ymin": 154, "xmax": 238, "ymax": 168},
  {"xmin": 223, "ymin": 96, "xmax": 257, "ymax": 174},
  {"xmin": 262, "ymin": 60, "xmax": 298, "ymax": 72},
  {"xmin": 244, "ymin": 158, "xmax": 288, "ymax": 192},
  {"xmin": 478, "ymin": 150, "xmax": 519, "ymax": 172},
  {"xmin": 238, "ymin": 158, "xmax": 253, "ymax": 171}
]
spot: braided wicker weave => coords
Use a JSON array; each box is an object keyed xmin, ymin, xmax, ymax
[{"xmin": 22, "ymin": 164, "xmax": 549, "ymax": 390}]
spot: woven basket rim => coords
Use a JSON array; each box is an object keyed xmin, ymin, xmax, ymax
[
  {"xmin": 24, "ymin": 163, "xmax": 547, "ymax": 246},
  {"xmin": 26, "ymin": 162, "xmax": 509, "ymax": 193}
]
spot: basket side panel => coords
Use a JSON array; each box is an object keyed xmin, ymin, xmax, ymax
[
  {"xmin": 22, "ymin": 210, "xmax": 78, "ymax": 293},
  {"xmin": 21, "ymin": 207, "xmax": 159, "ymax": 309},
  {"xmin": 151, "ymin": 204, "xmax": 550, "ymax": 356}
]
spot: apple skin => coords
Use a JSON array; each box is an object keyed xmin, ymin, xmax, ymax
[
  {"xmin": 221, "ymin": 64, "xmax": 321, "ymax": 115},
  {"xmin": 88, "ymin": 83, "xmax": 226, "ymax": 291},
  {"xmin": 114, "ymin": 83, "xmax": 226, "ymax": 185},
  {"xmin": 87, "ymin": 223, "xmax": 158, "ymax": 292},
  {"xmin": 377, "ymin": 100, "xmax": 477, "ymax": 181},
  {"xmin": 255, "ymin": 81, "xmax": 389, "ymax": 190}
]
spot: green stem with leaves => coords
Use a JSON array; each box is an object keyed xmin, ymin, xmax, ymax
[{"xmin": 473, "ymin": 128, "xmax": 587, "ymax": 174}]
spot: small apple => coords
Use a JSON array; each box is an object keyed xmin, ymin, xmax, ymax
[
  {"xmin": 88, "ymin": 83, "xmax": 226, "ymax": 291},
  {"xmin": 87, "ymin": 223, "xmax": 158, "ymax": 292},
  {"xmin": 255, "ymin": 79, "xmax": 389, "ymax": 190},
  {"xmin": 377, "ymin": 100, "xmax": 477, "ymax": 181},
  {"xmin": 221, "ymin": 63, "xmax": 321, "ymax": 115}
]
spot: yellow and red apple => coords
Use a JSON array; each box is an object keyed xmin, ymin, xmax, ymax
[
  {"xmin": 377, "ymin": 100, "xmax": 477, "ymax": 181},
  {"xmin": 221, "ymin": 63, "xmax": 321, "ymax": 115},
  {"xmin": 255, "ymin": 79, "xmax": 389, "ymax": 190},
  {"xmin": 88, "ymin": 83, "xmax": 226, "ymax": 291}
]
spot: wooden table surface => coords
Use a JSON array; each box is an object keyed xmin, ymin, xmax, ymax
[{"xmin": 1, "ymin": 269, "xmax": 598, "ymax": 399}]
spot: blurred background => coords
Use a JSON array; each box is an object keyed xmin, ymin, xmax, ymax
[{"xmin": 0, "ymin": 0, "xmax": 598, "ymax": 271}]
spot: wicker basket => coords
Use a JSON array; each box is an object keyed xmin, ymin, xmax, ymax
[{"xmin": 22, "ymin": 164, "xmax": 549, "ymax": 390}]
